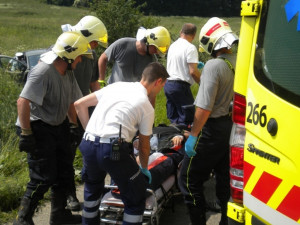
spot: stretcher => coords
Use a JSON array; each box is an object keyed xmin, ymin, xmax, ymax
[{"xmin": 99, "ymin": 153, "xmax": 183, "ymax": 225}]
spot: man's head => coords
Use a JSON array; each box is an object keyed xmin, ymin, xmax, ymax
[
  {"xmin": 141, "ymin": 62, "xmax": 169, "ymax": 97},
  {"xmin": 181, "ymin": 23, "xmax": 197, "ymax": 36},
  {"xmin": 41, "ymin": 31, "xmax": 92, "ymax": 70},
  {"xmin": 199, "ymin": 17, "xmax": 238, "ymax": 57},
  {"xmin": 143, "ymin": 26, "xmax": 171, "ymax": 56},
  {"xmin": 180, "ymin": 23, "xmax": 197, "ymax": 42}
]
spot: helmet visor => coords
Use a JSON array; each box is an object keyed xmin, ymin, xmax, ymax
[{"xmin": 214, "ymin": 32, "xmax": 238, "ymax": 51}]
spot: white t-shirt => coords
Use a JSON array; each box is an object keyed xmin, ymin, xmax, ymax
[
  {"xmin": 85, "ymin": 82, "xmax": 154, "ymax": 142},
  {"xmin": 167, "ymin": 38, "xmax": 199, "ymax": 85}
]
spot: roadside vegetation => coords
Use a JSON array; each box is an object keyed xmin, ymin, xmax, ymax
[{"xmin": 0, "ymin": 0, "xmax": 241, "ymax": 223}]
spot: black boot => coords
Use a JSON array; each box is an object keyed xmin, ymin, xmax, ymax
[
  {"xmin": 187, "ymin": 204, "xmax": 206, "ymax": 225},
  {"xmin": 61, "ymin": 209, "xmax": 82, "ymax": 225},
  {"xmin": 50, "ymin": 190, "xmax": 81, "ymax": 225},
  {"xmin": 13, "ymin": 197, "xmax": 36, "ymax": 225},
  {"xmin": 66, "ymin": 191, "xmax": 81, "ymax": 211}
]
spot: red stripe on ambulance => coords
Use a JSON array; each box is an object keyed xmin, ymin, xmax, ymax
[
  {"xmin": 251, "ymin": 172, "xmax": 282, "ymax": 203},
  {"xmin": 243, "ymin": 161, "xmax": 255, "ymax": 187},
  {"xmin": 277, "ymin": 185, "xmax": 300, "ymax": 221}
]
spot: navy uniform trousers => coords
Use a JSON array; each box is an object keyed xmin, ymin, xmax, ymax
[
  {"xmin": 79, "ymin": 136, "xmax": 147, "ymax": 225},
  {"xmin": 164, "ymin": 80, "xmax": 195, "ymax": 127},
  {"xmin": 179, "ymin": 116, "xmax": 232, "ymax": 217}
]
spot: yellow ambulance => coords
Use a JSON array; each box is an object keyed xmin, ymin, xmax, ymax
[{"xmin": 227, "ymin": 0, "xmax": 300, "ymax": 224}]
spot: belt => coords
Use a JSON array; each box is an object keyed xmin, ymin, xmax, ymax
[
  {"xmin": 167, "ymin": 79, "xmax": 191, "ymax": 86},
  {"xmin": 208, "ymin": 114, "xmax": 231, "ymax": 121},
  {"xmin": 83, "ymin": 132, "xmax": 113, "ymax": 143}
]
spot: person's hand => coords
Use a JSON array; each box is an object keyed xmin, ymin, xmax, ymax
[
  {"xmin": 140, "ymin": 166, "xmax": 152, "ymax": 184},
  {"xmin": 19, "ymin": 134, "xmax": 36, "ymax": 154},
  {"xmin": 172, "ymin": 135, "xmax": 183, "ymax": 147},
  {"xmin": 185, "ymin": 135, "xmax": 197, "ymax": 157},
  {"xmin": 69, "ymin": 123, "xmax": 82, "ymax": 148}
]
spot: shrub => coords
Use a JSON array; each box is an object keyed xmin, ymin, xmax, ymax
[{"xmin": 90, "ymin": 0, "xmax": 160, "ymax": 46}]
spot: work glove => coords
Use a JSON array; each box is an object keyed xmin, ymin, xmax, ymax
[
  {"xmin": 19, "ymin": 134, "xmax": 37, "ymax": 154},
  {"xmin": 140, "ymin": 166, "xmax": 152, "ymax": 184},
  {"xmin": 197, "ymin": 61, "xmax": 205, "ymax": 70},
  {"xmin": 69, "ymin": 123, "xmax": 82, "ymax": 149},
  {"xmin": 185, "ymin": 135, "xmax": 197, "ymax": 157}
]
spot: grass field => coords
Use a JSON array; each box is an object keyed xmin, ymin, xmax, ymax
[{"xmin": 0, "ymin": 0, "xmax": 241, "ymax": 223}]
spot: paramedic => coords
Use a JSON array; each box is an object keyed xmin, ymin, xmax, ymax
[
  {"xmin": 14, "ymin": 31, "xmax": 91, "ymax": 225},
  {"xmin": 164, "ymin": 23, "xmax": 201, "ymax": 128},
  {"xmin": 61, "ymin": 15, "xmax": 108, "ymax": 211},
  {"xmin": 74, "ymin": 62, "xmax": 169, "ymax": 225},
  {"xmin": 178, "ymin": 17, "xmax": 238, "ymax": 225}
]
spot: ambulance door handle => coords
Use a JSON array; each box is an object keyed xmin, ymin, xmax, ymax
[{"xmin": 267, "ymin": 118, "xmax": 278, "ymax": 136}]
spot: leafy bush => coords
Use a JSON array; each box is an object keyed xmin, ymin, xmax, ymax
[{"xmin": 91, "ymin": 0, "xmax": 160, "ymax": 46}]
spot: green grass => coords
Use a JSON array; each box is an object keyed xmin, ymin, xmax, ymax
[
  {"xmin": 0, "ymin": 0, "xmax": 89, "ymax": 56},
  {"xmin": 0, "ymin": 0, "xmax": 242, "ymax": 223}
]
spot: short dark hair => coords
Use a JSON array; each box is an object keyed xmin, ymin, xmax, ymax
[
  {"xmin": 142, "ymin": 62, "xmax": 169, "ymax": 83},
  {"xmin": 181, "ymin": 23, "xmax": 197, "ymax": 36}
]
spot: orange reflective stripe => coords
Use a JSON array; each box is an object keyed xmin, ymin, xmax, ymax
[
  {"xmin": 148, "ymin": 155, "xmax": 168, "ymax": 170},
  {"xmin": 277, "ymin": 185, "xmax": 300, "ymax": 221}
]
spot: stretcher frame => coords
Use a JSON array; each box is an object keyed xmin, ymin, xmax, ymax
[{"xmin": 99, "ymin": 174, "xmax": 178, "ymax": 225}]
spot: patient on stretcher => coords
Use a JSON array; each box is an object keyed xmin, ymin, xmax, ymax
[{"xmin": 111, "ymin": 125, "xmax": 188, "ymax": 197}]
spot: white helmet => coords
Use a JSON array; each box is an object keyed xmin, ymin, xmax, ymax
[
  {"xmin": 53, "ymin": 31, "xmax": 92, "ymax": 63},
  {"xmin": 67, "ymin": 15, "xmax": 108, "ymax": 48},
  {"xmin": 199, "ymin": 17, "xmax": 238, "ymax": 55},
  {"xmin": 145, "ymin": 26, "xmax": 171, "ymax": 55}
]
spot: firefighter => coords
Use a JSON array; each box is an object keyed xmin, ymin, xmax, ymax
[
  {"xmin": 98, "ymin": 26, "xmax": 170, "ymax": 107},
  {"xmin": 14, "ymin": 31, "xmax": 91, "ymax": 225},
  {"xmin": 61, "ymin": 15, "xmax": 108, "ymax": 212},
  {"xmin": 178, "ymin": 17, "xmax": 239, "ymax": 225},
  {"xmin": 98, "ymin": 26, "xmax": 170, "ymax": 84},
  {"xmin": 74, "ymin": 62, "xmax": 169, "ymax": 225}
]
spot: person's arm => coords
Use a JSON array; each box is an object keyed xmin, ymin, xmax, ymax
[
  {"xmin": 190, "ymin": 107, "xmax": 211, "ymax": 137},
  {"xmin": 67, "ymin": 103, "xmax": 78, "ymax": 125},
  {"xmin": 137, "ymin": 133, "xmax": 150, "ymax": 169},
  {"xmin": 188, "ymin": 63, "xmax": 201, "ymax": 84},
  {"xmin": 74, "ymin": 93, "xmax": 98, "ymax": 130},
  {"xmin": 98, "ymin": 52, "xmax": 108, "ymax": 81},
  {"xmin": 17, "ymin": 97, "xmax": 31, "ymax": 130},
  {"xmin": 89, "ymin": 80, "xmax": 100, "ymax": 92}
]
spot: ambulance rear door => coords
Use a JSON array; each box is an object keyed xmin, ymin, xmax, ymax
[{"xmin": 242, "ymin": 0, "xmax": 300, "ymax": 224}]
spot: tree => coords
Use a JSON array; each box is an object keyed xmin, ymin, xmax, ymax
[{"xmin": 90, "ymin": 0, "xmax": 160, "ymax": 46}]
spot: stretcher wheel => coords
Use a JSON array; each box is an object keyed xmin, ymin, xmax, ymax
[{"xmin": 150, "ymin": 214, "xmax": 159, "ymax": 225}]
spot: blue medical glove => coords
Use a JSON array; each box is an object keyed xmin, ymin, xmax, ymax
[
  {"xmin": 140, "ymin": 166, "xmax": 152, "ymax": 184},
  {"xmin": 185, "ymin": 135, "xmax": 197, "ymax": 157},
  {"xmin": 197, "ymin": 61, "xmax": 205, "ymax": 69}
]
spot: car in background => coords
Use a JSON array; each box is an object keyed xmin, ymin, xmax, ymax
[{"xmin": 0, "ymin": 48, "xmax": 47, "ymax": 83}]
